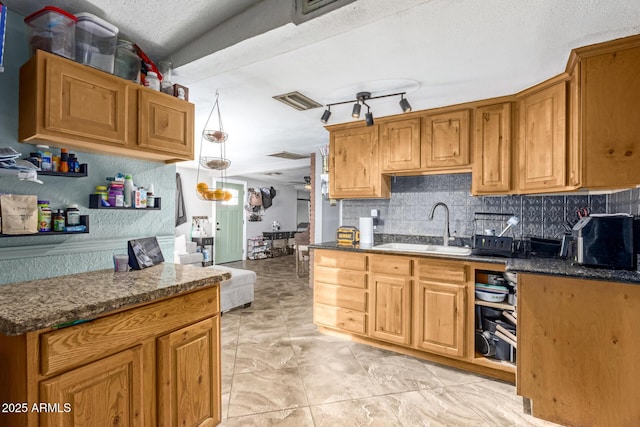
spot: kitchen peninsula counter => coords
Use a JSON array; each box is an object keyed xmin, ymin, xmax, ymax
[
  {"xmin": 0, "ymin": 262, "xmax": 228, "ymax": 426},
  {"xmin": 310, "ymin": 242, "xmax": 640, "ymax": 284},
  {"xmin": 0, "ymin": 263, "xmax": 231, "ymax": 336}
]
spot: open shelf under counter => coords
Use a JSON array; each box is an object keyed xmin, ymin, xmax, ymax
[
  {"xmin": 472, "ymin": 352, "xmax": 516, "ymax": 374},
  {"xmin": 474, "ymin": 300, "xmax": 515, "ymax": 311}
]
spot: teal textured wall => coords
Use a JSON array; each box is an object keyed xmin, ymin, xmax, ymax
[{"xmin": 0, "ymin": 9, "xmax": 176, "ymax": 285}]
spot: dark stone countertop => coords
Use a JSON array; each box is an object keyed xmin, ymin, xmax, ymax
[
  {"xmin": 0, "ymin": 263, "xmax": 231, "ymax": 336},
  {"xmin": 311, "ymin": 242, "xmax": 640, "ymax": 284}
]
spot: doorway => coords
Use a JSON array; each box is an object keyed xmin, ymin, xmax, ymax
[{"xmin": 214, "ymin": 181, "xmax": 246, "ymax": 264}]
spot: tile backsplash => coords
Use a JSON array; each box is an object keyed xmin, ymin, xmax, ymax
[{"xmin": 341, "ymin": 174, "xmax": 627, "ymax": 241}]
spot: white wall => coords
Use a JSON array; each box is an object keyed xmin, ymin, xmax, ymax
[
  {"xmin": 313, "ymin": 154, "xmax": 340, "ymax": 243},
  {"xmin": 175, "ymin": 167, "xmax": 215, "ymax": 238},
  {"xmin": 238, "ymin": 178, "xmax": 299, "ymax": 238}
]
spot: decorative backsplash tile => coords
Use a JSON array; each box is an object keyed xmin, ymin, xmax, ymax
[{"xmin": 341, "ymin": 173, "xmax": 613, "ymax": 241}]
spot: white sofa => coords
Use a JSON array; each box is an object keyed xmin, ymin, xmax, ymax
[
  {"xmin": 209, "ymin": 265, "xmax": 256, "ymax": 312},
  {"xmin": 174, "ymin": 235, "xmax": 203, "ymax": 266}
]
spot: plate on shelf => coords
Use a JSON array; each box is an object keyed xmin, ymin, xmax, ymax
[
  {"xmin": 475, "ymin": 290, "xmax": 507, "ymax": 303},
  {"xmin": 475, "ymin": 283, "xmax": 509, "ymax": 294}
]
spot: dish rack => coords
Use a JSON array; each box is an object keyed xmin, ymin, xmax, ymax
[{"xmin": 471, "ymin": 212, "xmax": 517, "ymax": 257}]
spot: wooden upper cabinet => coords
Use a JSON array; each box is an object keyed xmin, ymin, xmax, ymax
[
  {"xmin": 571, "ymin": 37, "xmax": 640, "ymax": 188},
  {"xmin": 423, "ymin": 109, "xmax": 471, "ymax": 169},
  {"xmin": 19, "ymin": 50, "xmax": 194, "ymax": 163},
  {"xmin": 138, "ymin": 90, "xmax": 194, "ymax": 158},
  {"xmin": 380, "ymin": 117, "xmax": 422, "ymax": 172},
  {"xmin": 517, "ymin": 79, "xmax": 567, "ymax": 192},
  {"xmin": 329, "ymin": 125, "xmax": 390, "ymax": 199},
  {"xmin": 19, "ymin": 50, "xmax": 130, "ymax": 147},
  {"xmin": 472, "ymin": 103, "xmax": 512, "ymax": 194}
]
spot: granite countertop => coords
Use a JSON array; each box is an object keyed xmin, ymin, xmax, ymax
[
  {"xmin": 311, "ymin": 242, "xmax": 640, "ymax": 284},
  {"xmin": 0, "ymin": 263, "xmax": 231, "ymax": 336}
]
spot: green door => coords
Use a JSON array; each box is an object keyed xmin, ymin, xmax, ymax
[{"xmin": 215, "ymin": 182, "xmax": 245, "ymax": 264}]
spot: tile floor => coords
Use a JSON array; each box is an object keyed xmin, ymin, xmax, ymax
[{"xmin": 218, "ymin": 255, "xmax": 562, "ymax": 426}]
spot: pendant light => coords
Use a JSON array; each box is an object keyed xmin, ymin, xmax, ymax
[{"xmin": 196, "ymin": 91, "xmax": 233, "ymax": 202}]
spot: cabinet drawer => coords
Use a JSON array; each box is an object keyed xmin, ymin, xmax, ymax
[
  {"xmin": 314, "ymin": 266, "xmax": 367, "ymax": 289},
  {"xmin": 417, "ymin": 260, "xmax": 467, "ymax": 284},
  {"xmin": 314, "ymin": 304, "xmax": 366, "ymax": 335},
  {"xmin": 315, "ymin": 282, "xmax": 367, "ymax": 312},
  {"xmin": 370, "ymin": 255, "xmax": 412, "ymax": 276},
  {"xmin": 315, "ymin": 250, "xmax": 367, "ymax": 271},
  {"xmin": 40, "ymin": 286, "xmax": 219, "ymax": 377}
]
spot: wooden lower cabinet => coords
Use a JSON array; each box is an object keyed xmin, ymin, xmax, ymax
[
  {"xmin": 518, "ymin": 274, "xmax": 640, "ymax": 427},
  {"xmin": 39, "ymin": 345, "xmax": 146, "ymax": 427},
  {"xmin": 413, "ymin": 280, "xmax": 466, "ymax": 357},
  {"xmin": 158, "ymin": 317, "xmax": 221, "ymax": 427},
  {"xmin": 0, "ymin": 286, "xmax": 221, "ymax": 427},
  {"xmin": 413, "ymin": 259, "xmax": 467, "ymax": 357},
  {"xmin": 313, "ymin": 250, "xmax": 368, "ymax": 335},
  {"xmin": 369, "ymin": 273, "xmax": 412, "ymax": 345},
  {"xmin": 313, "ymin": 249, "xmax": 513, "ymax": 382},
  {"xmin": 368, "ymin": 254, "xmax": 412, "ymax": 345}
]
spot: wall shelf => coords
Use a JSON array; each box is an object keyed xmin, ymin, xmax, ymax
[
  {"xmin": 89, "ymin": 194, "xmax": 161, "ymax": 210},
  {"xmin": 39, "ymin": 163, "xmax": 88, "ymax": 177},
  {"xmin": 0, "ymin": 215, "xmax": 90, "ymax": 237}
]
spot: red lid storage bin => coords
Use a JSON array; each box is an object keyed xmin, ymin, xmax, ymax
[{"xmin": 24, "ymin": 6, "xmax": 77, "ymax": 60}]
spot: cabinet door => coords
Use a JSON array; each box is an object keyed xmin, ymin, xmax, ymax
[
  {"xmin": 423, "ymin": 109, "xmax": 470, "ymax": 168},
  {"xmin": 413, "ymin": 280, "xmax": 466, "ymax": 357},
  {"xmin": 157, "ymin": 317, "xmax": 221, "ymax": 427},
  {"xmin": 138, "ymin": 90, "xmax": 195, "ymax": 158},
  {"xmin": 517, "ymin": 81, "xmax": 567, "ymax": 191},
  {"xmin": 40, "ymin": 345, "xmax": 146, "ymax": 427},
  {"xmin": 472, "ymin": 103, "xmax": 512, "ymax": 193},
  {"xmin": 380, "ymin": 117, "xmax": 422, "ymax": 171},
  {"xmin": 45, "ymin": 53, "xmax": 130, "ymax": 145},
  {"xmin": 329, "ymin": 126, "xmax": 389, "ymax": 198},
  {"xmin": 369, "ymin": 274, "xmax": 412, "ymax": 345}
]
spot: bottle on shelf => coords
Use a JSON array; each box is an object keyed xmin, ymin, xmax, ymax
[
  {"xmin": 65, "ymin": 204, "xmax": 80, "ymax": 227},
  {"xmin": 37, "ymin": 200, "xmax": 51, "ymax": 232},
  {"xmin": 59, "ymin": 148, "xmax": 69, "ymax": 173},
  {"xmin": 124, "ymin": 174, "xmax": 134, "ymax": 207},
  {"xmin": 53, "ymin": 209, "xmax": 65, "ymax": 232},
  {"xmin": 145, "ymin": 71, "xmax": 160, "ymax": 91}
]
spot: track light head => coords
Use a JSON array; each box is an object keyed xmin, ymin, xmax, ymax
[
  {"xmin": 320, "ymin": 107, "xmax": 331, "ymax": 124},
  {"xmin": 351, "ymin": 102, "xmax": 361, "ymax": 119},
  {"xmin": 399, "ymin": 95, "xmax": 412, "ymax": 113},
  {"xmin": 365, "ymin": 109, "xmax": 374, "ymax": 126}
]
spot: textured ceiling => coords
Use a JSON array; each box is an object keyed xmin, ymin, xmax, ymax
[{"xmin": 5, "ymin": 0, "xmax": 640, "ymax": 186}]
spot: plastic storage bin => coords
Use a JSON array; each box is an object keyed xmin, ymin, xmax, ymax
[
  {"xmin": 75, "ymin": 12, "xmax": 118, "ymax": 73},
  {"xmin": 24, "ymin": 6, "xmax": 77, "ymax": 60}
]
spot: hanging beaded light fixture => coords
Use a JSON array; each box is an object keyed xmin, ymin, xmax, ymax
[{"xmin": 196, "ymin": 91, "xmax": 233, "ymax": 201}]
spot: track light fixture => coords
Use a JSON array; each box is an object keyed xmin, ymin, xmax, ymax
[
  {"xmin": 351, "ymin": 102, "xmax": 361, "ymax": 118},
  {"xmin": 365, "ymin": 105, "xmax": 374, "ymax": 126},
  {"xmin": 320, "ymin": 106, "xmax": 331, "ymax": 124},
  {"xmin": 320, "ymin": 91, "xmax": 411, "ymax": 124},
  {"xmin": 399, "ymin": 94, "xmax": 412, "ymax": 113}
]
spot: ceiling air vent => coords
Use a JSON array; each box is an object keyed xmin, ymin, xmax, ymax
[
  {"xmin": 267, "ymin": 151, "xmax": 311, "ymax": 160},
  {"xmin": 273, "ymin": 91, "xmax": 322, "ymax": 111}
]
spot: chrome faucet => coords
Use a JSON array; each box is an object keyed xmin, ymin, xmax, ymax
[{"xmin": 428, "ymin": 202, "xmax": 451, "ymax": 246}]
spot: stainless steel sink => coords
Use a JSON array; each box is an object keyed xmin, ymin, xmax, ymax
[{"xmin": 370, "ymin": 243, "xmax": 472, "ymax": 256}]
